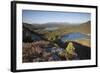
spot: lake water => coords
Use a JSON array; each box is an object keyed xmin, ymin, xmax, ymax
[
  {"xmin": 31, "ymin": 34, "xmax": 42, "ymax": 41},
  {"xmin": 60, "ymin": 32, "xmax": 90, "ymax": 42}
]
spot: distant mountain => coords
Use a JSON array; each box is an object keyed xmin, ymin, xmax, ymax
[
  {"xmin": 77, "ymin": 21, "xmax": 91, "ymax": 34},
  {"xmin": 43, "ymin": 21, "xmax": 90, "ymax": 28},
  {"xmin": 23, "ymin": 20, "xmax": 91, "ymax": 34},
  {"xmin": 23, "ymin": 21, "xmax": 90, "ymax": 28},
  {"xmin": 42, "ymin": 22, "xmax": 71, "ymax": 27},
  {"xmin": 80, "ymin": 21, "xmax": 91, "ymax": 27},
  {"xmin": 23, "ymin": 23, "xmax": 45, "ymax": 30}
]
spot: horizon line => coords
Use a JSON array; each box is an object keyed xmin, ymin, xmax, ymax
[{"xmin": 22, "ymin": 20, "xmax": 91, "ymax": 25}]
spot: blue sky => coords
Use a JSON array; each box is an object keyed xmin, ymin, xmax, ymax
[{"xmin": 22, "ymin": 10, "xmax": 91, "ymax": 24}]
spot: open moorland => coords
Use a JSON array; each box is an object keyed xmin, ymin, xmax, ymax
[{"xmin": 22, "ymin": 21, "xmax": 91, "ymax": 63}]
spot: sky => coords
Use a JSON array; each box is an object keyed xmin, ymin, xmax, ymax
[{"xmin": 22, "ymin": 10, "xmax": 91, "ymax": 24}]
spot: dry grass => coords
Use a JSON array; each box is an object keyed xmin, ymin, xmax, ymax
[{"xmin": 74, "ymin": 39, "xmax": 91, "ymax": 47}]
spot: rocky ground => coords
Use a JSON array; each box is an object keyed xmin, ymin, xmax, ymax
[
  {"xmin": 22, "ymin": 40, "xmax": 90, "ymax": 63},
  {"xmin": 22, "ymin": 40, "xmax": 65, "ymax": 63}
]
